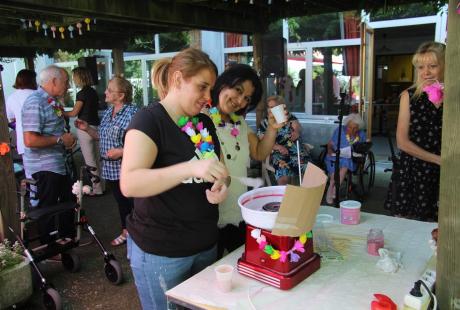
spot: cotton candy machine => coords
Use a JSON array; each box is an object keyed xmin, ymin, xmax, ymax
[{"xmin": 237, "ymin": 186, "xmax": 321, "ymax": 290}]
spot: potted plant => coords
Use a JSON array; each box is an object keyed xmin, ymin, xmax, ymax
[{"xmin": 0, "ymin": 239, "xmax": 33, "ymax": 309}]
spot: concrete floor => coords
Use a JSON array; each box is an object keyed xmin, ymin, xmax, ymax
[{"xmin": 19, "ymin": 135, "xmax": 397, "ymax": 309}]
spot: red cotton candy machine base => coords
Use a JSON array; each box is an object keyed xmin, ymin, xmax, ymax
[{"xmin": 237, "ymin": 224, "xmax": 321, "ymax": 290}]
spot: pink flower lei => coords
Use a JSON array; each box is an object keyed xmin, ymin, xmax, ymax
[
  {"xmin": 47, "ymin": 97, "xmax": 65, "ymax": 117},
  {"xmin": 209, "ymin": 107, "xmax": 241, "ymax": 138},
  {"xmin": 177, "ymin": 116, "xmax": 216, "ymax": 159},
  {"xmin": 250, "ymin": 229, "xmax": 312, "ymax": 263}
]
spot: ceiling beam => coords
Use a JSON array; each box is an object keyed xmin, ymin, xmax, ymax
[{"xmin": 0, "ymin": 0, "xmax": 267, "ymax": 34}]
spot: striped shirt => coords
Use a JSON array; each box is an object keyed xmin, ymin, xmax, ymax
[
  {"xmin": 99, "ymin": 104, "xmax": 138, "ymax": 180},
  {"xmin": 22, "ymin": 88, "xmax": 67, "ymax": 176}
]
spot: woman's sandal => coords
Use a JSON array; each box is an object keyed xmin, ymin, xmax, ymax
[{"xmin": 111, "ymin": 234, "xmax": 127, "ymax": 246}]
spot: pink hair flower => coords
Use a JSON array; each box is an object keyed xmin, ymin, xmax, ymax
[
  {"xmin": 196, "ymin": 122, "xmax": 203, "ymax": 131},
  {"xmin": 423, "ymin": 82, "xmax": 444, "ymax": 106}
]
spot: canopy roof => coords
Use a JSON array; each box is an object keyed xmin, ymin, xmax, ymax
[{"xmin": 0, "ymin": 0, "xmax": 440, "ymax": 57}]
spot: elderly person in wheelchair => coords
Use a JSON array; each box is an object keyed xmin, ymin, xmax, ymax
[
  {"xmin": 324, "ymin": 113, "xmax": 370, "ymax": 204},
  {"xmin": 258, "ymin": 95, "xmax": 310, "ymax": 185}
]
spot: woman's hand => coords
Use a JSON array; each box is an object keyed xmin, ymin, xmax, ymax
[
  {"xmin": 74, "ymin": 119, "xmax": 89, "ymax": 131},
  {"xmin": 274, "ymin": 144, "xmax": 289, "ymax": 155},
  {"xmin": 267, "ymin": 105, "xmax": 288, "ymax": 130},
  {"xmin": 106, "ymin": 148, "xmax": 123, "ymax": 160},
  {"xmin": 191, "ymin": 159, "xmax": 229, "ymax": 183},
  {"xmin": 206, "ymin": 182, "xmax": 228, "ymax": 204}
]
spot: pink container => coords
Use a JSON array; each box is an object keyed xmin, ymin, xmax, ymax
[{"xmin": 340, "ymin": 200, "xmax": 361, "ymax": 225}]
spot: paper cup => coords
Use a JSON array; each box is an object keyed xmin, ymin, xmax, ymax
[
  {"xmin": 214, "ymin": 264, "xmax": 234, "ymax": 292},
  {"xmin": 270, "ymin": 104, "xmax": 287, "ymax": 124}
]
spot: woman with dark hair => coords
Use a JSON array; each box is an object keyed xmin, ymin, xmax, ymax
[
  {"xmin": 208, "ymin": 64, "xmax": 285, "ymax": 257},
  {"xmin": 6, "ymin": 69, "xmax": 37, "ymax": 166},
  {"xmin": 65, "ymin": 67, "xmax": 103, "ymax": 195}
]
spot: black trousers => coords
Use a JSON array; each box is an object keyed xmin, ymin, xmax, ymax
[
  {"xmin": 32, "ymin": 171, "xmax": 75, "ymax": 243},
  {"xmin": 106, "ymin": 179, "xmax": 134, "ymax": 229},
  {"xmin": 217, "ymin": 221, "xmax": 246, "ymax": 259}
]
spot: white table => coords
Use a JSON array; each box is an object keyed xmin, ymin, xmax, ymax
[{"xmin": 166, "ymin": 206, "xmax": 436, "ymax": 310}]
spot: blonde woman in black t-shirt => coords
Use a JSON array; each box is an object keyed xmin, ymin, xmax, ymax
[{"xmin": 120, "ymin": 48, "xmax": 229, "ymax": 310}]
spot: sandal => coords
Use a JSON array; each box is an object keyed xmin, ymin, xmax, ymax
[{"xmin": 111, "ymin": 234, "xmax": 127, "ymax": 246}]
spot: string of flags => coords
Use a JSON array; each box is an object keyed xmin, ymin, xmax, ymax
[{"xmin": 19, "ymin": 17, "xmax": 96, "ymax": 39}]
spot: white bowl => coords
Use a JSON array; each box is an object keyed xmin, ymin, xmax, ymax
[{"xmin": 238, "ymin": 186, "xmax": 286, "ymax": 230}]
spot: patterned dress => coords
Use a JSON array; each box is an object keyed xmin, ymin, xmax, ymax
[
  {"xmin": 384, "ymin": 88, "xmax": 442, "ymax": 221},
  {"xmin": 258, "ymin": 114, "xmax": 310, "ymax": 181}
]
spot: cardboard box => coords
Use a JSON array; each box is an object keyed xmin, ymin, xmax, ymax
[{"xmin": 271, "ymin": 163, "xmax": 327, "ymax": 237}]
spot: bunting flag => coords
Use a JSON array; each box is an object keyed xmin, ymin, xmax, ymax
[{"xmin": 18, "ymin": 17, "xmax": 96, "ymax": 39}]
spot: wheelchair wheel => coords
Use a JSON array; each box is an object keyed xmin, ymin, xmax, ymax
[
  {"xmin": 359, "ymin": 151, "xmax": 376, "ymax": 194},
  {"xmin": 43, "ymin": 287, "xmax": 62, "ymax": 310},
  {"xmin": 61, "ymin": 251, "xmax": 81, "ymax": 273},
  {"xmin": 104, "ymin": 259, "xmax": 123, "ymax": 285}
]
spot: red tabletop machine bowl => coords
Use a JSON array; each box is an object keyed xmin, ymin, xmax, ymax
[{"xmin": 237, "ymin": 186, "xmax": 320, "ymax": 290}]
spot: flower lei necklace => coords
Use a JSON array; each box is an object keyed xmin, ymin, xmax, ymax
[
  {"xmin": 250, "ymin": 229, "xmax": 312, "ymax": 263},
  {"xmin": 47, "ymin": 97, "xmax": 64, "ymax": 117},
  {"xmin": 346, "ymin": 134, "xmax": 360, "ymax": 145},
  {"xmin": 177, "ymin": 116, "xmax": 216, "ymax": 159},
  {"xmin": 209, "ymin": 107, "xmax": 241, "ymax": 151}
]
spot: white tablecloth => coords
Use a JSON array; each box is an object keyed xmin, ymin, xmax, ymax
[{"xmin": 166, "ymin": 206, "xmax": 437, "ymax": 310}]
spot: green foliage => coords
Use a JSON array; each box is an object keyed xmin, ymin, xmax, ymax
[
  {"xmin": 288, "ymin": 13, "xmax": 341, "ymax": 42},
  {"xmin": 53, "ymin": 49, "xmax": 97, "ymax": 62},
  {"xmin": 370, "ymin": 2, "xmax": 447, "ymax": 21},
  {"xmin": 0, "ymin": 239, "xmax": 24, "ymax": 273}
]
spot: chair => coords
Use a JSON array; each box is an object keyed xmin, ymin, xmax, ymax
[
  {"xmin": 261, "ymin": 156, "xmax": 276, "ymax": 186},
  {"xmin": 319, "ymin": 142, "xmax": 375, "ymax": 200},
  {"xmin": 261, "ymin": 143, "xmax": 314, "ymax": 186}
]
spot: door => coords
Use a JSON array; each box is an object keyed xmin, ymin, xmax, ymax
[{"xmin": 359, "ymin": 22, "xmax": 375, "ymax": 140}]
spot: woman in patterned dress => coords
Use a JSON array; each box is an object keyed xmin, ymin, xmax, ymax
[
  {"xmin": 258, "ymin": 95, "xmax": 310, "ymax": 185},
  {"xmin": 384, "ymin": 42, "xmax": 445, "ymax": 221}
]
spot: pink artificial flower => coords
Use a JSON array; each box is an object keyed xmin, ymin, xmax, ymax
[
  {"xmin": 258, "ymin": 240, "xmax": 267, "ymax": 250},
  {"xmin": 423, "ymin": 82, "xmax": 444, "ymax": 106},
  {"xmin": 196, "ymin": 122, "xmax": 203, "ymax": 131},
  {"xmin": 293, "ymin": 240, "xmax": 305, "ymax": 253},
  {"xmin": 230, "ymin": 127, "xmax": 240, "ymax": 137},
  {"xmin": 279, "ymin": 251, "xmax": 288, "ymax": 263}
]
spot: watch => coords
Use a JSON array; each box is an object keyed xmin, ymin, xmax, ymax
[{"xmin": 56, "ymin": 136, "xmax": 64, "ymax": 146}]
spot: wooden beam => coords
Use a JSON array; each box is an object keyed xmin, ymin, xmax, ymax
[
  {"xmin": 0, "ymin": 0, "xmax": 266, "ymax": 34},
  {"xmin": 0, "ymin": 70, "xmax": 20, "ymax": 241},
  {"xmin": 437, "ymin": 0, "xmax": 460, "ymax": 308},
  {"xmin": 0, "ymin": 31, "xmax": 127, "ymax": 52},
  {"xmin": 112, "ymin": 48, "xmax": 124, "ymax": 77}
]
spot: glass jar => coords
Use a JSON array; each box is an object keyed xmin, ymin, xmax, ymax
[{"xmin": 367, "ymin": 228, "xmax": 384, "ymax": 256}]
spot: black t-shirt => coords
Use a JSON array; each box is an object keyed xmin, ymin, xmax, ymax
[
  {"xmin": 76, "ymin": 86, "xmax": 100, "ymax": 126},
  {"xmin": 126, "ymin": 102, "xmax": 222, "ymax": 257}
]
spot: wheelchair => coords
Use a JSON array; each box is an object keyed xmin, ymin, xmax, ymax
[
  {"xmin": 318, "ymin": 142, "xmax": 375, "ymax": 201},
  {"xmin": 10, "ymin": 165, "xmax": 123, "ymax": 310}
]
